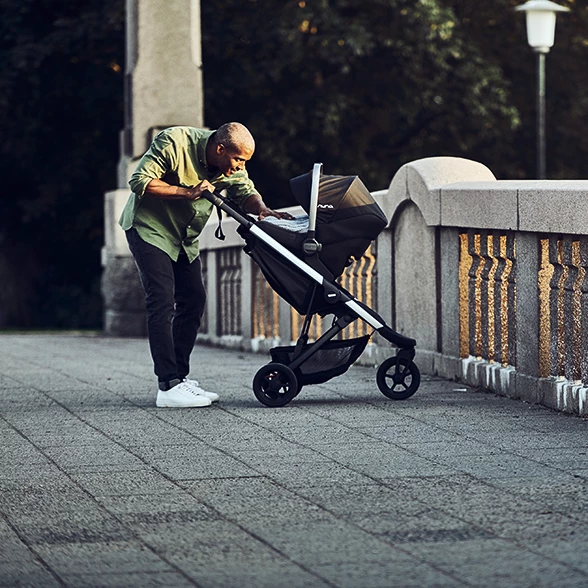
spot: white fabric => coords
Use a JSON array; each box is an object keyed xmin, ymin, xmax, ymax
[{"xmin": 261, "ymin": 214, "xmax": 309, "ymax": 233}]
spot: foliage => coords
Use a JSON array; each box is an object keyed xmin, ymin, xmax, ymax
[
  {"xmin": 201, "ymin": 0, "xmax": 586, "ymax": 201},
  {"xmin": 0, "ymin": 0, "xmax": 586, "ymax": 327},
  {"xmin": 0, "ymin": 0, "xmax": 124, "ymax": 327}
]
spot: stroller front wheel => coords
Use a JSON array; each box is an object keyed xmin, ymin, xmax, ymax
[
  {"xmin": 253, "ymin": 363, "xmax": 299, "ymax": 407},
  {"xmin": 376, "ymin": 356, "xmax": 420, "ymax": 400}
]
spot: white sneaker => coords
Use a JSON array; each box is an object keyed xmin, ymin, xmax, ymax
[
  {"xmin": 156, "ymin": 381, "xmax": 212, "ymax": 408},
  {"xmin": 183, "ymin": 379, "xmax": 220, "ymax": 403}
]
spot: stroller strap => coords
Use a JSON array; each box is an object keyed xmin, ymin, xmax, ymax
[{"xmin": 214, "ymin": 205, "xmax": 226, "ymax": 241}]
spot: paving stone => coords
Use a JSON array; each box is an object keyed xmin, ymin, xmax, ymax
[
  {"xmin": 0, "ymin": 561, "xmax": 61, "ymax": 587},
  {"xmin": 33, "ymin": 540, "xmax": 170, "ymax": 576}
]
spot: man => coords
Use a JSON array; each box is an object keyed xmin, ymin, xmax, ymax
[{"xmin": 119, "ymin": 123, "xmax": 291, "ymax": 408}]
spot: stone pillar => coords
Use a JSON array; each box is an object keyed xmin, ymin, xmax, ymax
[
  {"xmin": 438, "ymin": 227, "xmax": 462, "ymax": 378},
  {"xmin": 393, "ymin": 202, "xmax": 437, "ymax": 352},
  {"xmin": 514, "ymin": 232, "xmax": 541, "ymax": 402},
  {"xmin": 102, "ymin": 0, "xmax": 204, "ymax": 336}
]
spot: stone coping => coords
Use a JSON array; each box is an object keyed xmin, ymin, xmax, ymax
[{"xmin": 374, "ymin": 157, "xmax": 588, "ymax": 234}]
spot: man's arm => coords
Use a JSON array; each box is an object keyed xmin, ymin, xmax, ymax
[{"xmin": 144, "ymin": 179, "xmax": 214, "ymax": 201}]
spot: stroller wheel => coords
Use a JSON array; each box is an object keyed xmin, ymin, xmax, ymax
[
  {"xmin": 253, "ymin": 363, "xmax": 299, "ymax": 407},
  {"xmin": 376, "ymin": 356, "xmax": 420, "ymax": 400}
]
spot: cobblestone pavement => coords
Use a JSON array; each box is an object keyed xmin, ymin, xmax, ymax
[{"xmin": 0, "ymin": 334, "xmax": 587, "ymax": 588}]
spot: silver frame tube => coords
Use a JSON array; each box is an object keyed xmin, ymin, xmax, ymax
[{"xmin": 308, "ymin": 163, "xmax": 323, "ymax": 233}]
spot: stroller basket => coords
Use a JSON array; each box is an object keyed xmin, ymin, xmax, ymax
[{"xmin": 270, "ymin": 335, "xmax": 370, "ymax": 386}]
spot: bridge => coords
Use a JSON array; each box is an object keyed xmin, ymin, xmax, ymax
[{"xmin": 103, "ymin": 156, "xmax": 588, "ymax": 417}]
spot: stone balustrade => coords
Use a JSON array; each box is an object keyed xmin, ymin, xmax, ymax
[{"xmin": 101, "ymin": 157, "xmax": 588, "ymax": 415}]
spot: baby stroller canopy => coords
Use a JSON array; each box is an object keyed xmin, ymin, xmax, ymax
[{"xmin": 290, "ymin": 172, "xmax": 384, "ymax": 226}]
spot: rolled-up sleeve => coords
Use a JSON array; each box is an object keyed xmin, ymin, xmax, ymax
[{"xmin": 129, "ymin": 132, "xmax": 177, "ymax": 198}]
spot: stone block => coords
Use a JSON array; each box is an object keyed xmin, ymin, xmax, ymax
[
  {"xmin": 434, "ymin": 354, "xmax": 463, "ymax": 382},
  {"xmin": 382, "ymin": 157, "xmax": 495, "ymax": 228},
  {"xmin": 101, "ymin": 257, "xmax": 146, "ymax": 337},
  {"xmin": 104, "ymin": 190, "xmax": 132, "ymax": 258},
  {"xmin": 514, "ymin": 372, "xmax": 540, "ymax": 405},
  {"xmin": 518, "ymin": 181, "xmax": 588, "ymax": 234},
  {"xmin": 130, "ymin": 0, "xmax": 203, "ymax": 158},
  {"xmin": 440, "ymin": 182, "xmax": 518, "ymax": 229},
  {"xmin": 393, "ymin": 202, "xmax": 437, "ymax": 351}
]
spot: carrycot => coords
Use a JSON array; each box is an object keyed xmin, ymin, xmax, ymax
[{"xmin": 258, "ymin": 173, "xmax": 388, "ymax": 279}]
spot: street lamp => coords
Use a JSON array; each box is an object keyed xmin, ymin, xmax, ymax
[{"xmin": 515, "ymin": 0, "xmax": 570, "ymax": 179}]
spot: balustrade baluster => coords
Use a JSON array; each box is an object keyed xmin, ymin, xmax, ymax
[
  {"xmin": 548, "ymin": 238, "xmax": 565, "ymax": 377},
  {"xmin": 561, "ymin": 239, "xmax": 579, "ymax": 380},
  {"xmin": 504, "ymin": 233, "xmax": 516, "ymax": 367},
  {"xmin": 217, "ymin": 248, "xmax": 241, "ymax": 337},
  {"xmin": 479, "ymin": 231, "xmax": 492, "ymax": 361},
  {"xmin": 467, "ymin": 232, "xmax": 482, "ymax": 358},
  {"xmin": 579, "ymin": 238, "xmax": 588, "ymax": 385},
  {"xmin": 492, "ymin": 232, "xmax": 505, "ymax": 365},
  {"xmin": 200, "ymin": 251, "xmax": 208, "ymax": 334}
]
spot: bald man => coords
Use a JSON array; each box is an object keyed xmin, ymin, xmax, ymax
[{"xmin": 119, "ymin": 123, "xmax": 291, "ymax": 408}]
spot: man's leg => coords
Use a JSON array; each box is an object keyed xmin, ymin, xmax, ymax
[
  {"xmin": 172, "ymin": 253, "xmax": 207, "ymax": 380},
  {"xmin": 126, "ymin": 229, "xmax": 179, "ymax": 384}
]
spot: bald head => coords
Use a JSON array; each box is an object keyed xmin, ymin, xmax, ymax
[
  {"xmin": 214, "ymin": 122, "xmax": 255, "ymax": 152},
  {"xmin": 207, "ymin": 122, "xmax": 255, "ymax": 177}
]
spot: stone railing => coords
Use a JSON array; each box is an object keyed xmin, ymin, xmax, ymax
[
  {"xmin": 102, "ymin": 157, "xmax": 588, "ymax": 415},
  {"xmin": 375, "ymin": 157, "xmax": 588, "ymax": 416}
]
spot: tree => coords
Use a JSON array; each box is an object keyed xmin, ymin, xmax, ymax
[
  {"xmin": 201, "ymin": 0, "xmax": 521, "ymax": 202},
  {"xmin": 0, "ymin": 0, "xmax": 124, "ymax": 327}
]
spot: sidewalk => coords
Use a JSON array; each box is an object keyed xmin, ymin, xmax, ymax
[{"xmin": 0, "ymin": 333, "xmax": 587, "ymax": 588}]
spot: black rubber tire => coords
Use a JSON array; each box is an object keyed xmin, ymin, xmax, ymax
[
  {"xmin": 252, "ymin": 363, "xmax": 299, "ymax": 407},
  {"xmin": 376, "ymin": 356, "xmax": 420, "ymax": 400}
]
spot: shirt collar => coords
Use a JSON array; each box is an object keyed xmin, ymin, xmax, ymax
[{"xmin": 198, "ymin": 130, "xmax": 216, "ymax": 170}]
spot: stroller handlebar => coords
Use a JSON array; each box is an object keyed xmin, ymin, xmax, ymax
[{"xmin": 201, "ymin": 189, "xmax": 255, "ymax": 228}]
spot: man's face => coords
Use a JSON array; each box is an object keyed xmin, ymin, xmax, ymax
[{"xmin": 215, "ymin": 144, "xmax": 254, "ymax": 177}]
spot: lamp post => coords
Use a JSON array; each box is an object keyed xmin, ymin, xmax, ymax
[{"xmin": 515, "ymin": 0, "xmax": 569, "ymax": 179}]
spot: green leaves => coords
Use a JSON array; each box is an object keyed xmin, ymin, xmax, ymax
[{"xmin": 202, "ymin": 0, "xmax": 525, "ymax": 199}]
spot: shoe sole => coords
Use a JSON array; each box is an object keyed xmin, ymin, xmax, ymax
[{"xmin": 156, "ymin": 401, "xmax": 211, "ymax": 408}]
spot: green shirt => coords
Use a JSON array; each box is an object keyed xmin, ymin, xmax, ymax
[{"xmin": 119, "ymin": 126, "xmax": 258, "ymax": 262}]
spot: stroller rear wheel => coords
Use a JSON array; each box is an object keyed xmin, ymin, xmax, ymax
[
  {"xmin": 376, "ymin": 356, "xmax": 420, "ymax": 400},
  {"xmin": 253, "ymin": 363, "xmax": 299, "ymax": 407}
]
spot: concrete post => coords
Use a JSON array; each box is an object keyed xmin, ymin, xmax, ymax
[
  {"xmin": 438, "ymin": 227, "xmax": 462, "ymax": 379},
  {"xmin": 102, "ymin": 0, "xmax": 204, "ymax": 336},
  {"xmin": 514, "ymin": 232, "xmax": 541, "ymax": 402}
]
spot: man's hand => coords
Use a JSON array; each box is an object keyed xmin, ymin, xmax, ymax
[
  {"xmin": 242, "ymin": 193, "xmax": 294, "ymax": 220},
  {"xmin": 258, "ymin": 205, "xmax": 295, "ymax": 221},
  {"xmin": 186, "ymin": 180, "xmax": 214, "ymax": 200}
]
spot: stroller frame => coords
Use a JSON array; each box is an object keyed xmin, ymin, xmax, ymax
[{"xmin": 204, "ymin": 164, "xmax": 420, "ymax": 407}]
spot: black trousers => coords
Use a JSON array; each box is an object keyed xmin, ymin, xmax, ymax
[{"xmin": 126, "ymin": 228, "xmax": 207, "ymax": 383}]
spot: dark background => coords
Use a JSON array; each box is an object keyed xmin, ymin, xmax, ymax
[{"xmin": 0, "ymin": 0, "xmax": 585, "ymax": 329}]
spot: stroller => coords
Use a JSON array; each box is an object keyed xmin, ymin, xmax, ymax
[{"xmin": 204, "ymin": 164, "xmax": 420, "ymax": 407}]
